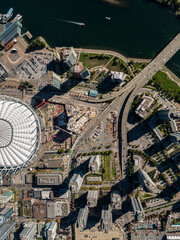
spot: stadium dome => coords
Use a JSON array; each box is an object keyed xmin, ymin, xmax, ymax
[{"xmin": 0, "ymin": 95, "xmax": 41, "ymax": 174}]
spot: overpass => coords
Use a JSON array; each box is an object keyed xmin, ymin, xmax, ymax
[{"xmin": 74, "ymin": 33, "xmax": 180, "ymax": 158}]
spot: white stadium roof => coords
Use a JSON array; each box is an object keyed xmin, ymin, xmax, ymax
[{"xmin": 0, "ymin": 96, "xmax": 41, "ymax": 173}]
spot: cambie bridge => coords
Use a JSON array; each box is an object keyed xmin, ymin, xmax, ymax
[{"xmin": 73, "ymin": 32, "xmax": 180, "ymax": 188}]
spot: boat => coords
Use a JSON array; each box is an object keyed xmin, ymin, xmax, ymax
[
  {"xmin": 81, "ymin": 23, "xmax": 85, "ymax": 26},
  {"xmin": 105, "ymin": 17, "xmax": 111, "ymax": 20},
  {"xmin": 3, "ymin": 8, "xmax": 13, "ymax": 23}
]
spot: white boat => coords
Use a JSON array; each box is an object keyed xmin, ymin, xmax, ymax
[{"xmin": 105, "ymin": 17, "xmax": 111, "ymax": 20}]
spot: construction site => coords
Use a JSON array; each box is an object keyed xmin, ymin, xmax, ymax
[{"xmin": 35, "ymin": 97, "xmax": 98, "ymax": 151}]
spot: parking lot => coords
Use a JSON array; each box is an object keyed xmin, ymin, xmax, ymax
[{"xmin": 13, "ymin": 51, "xmax": 53, "ymax": 81}]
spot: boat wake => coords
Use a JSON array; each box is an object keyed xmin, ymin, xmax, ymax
[{"xmin": 55, "ymin": 18, "xmax": 85, "ymax": 26}]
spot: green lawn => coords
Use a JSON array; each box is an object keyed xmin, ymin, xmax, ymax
[
  {"xmin": 104, "ymin": 155, "xmax": 111, "ymax": 181},
  {"xmin": 107, "ymin": 57, "xmax": 131, "ymax": 75},
  {"xmin": 79, "ymin": 53, "xmax": 111, "ymax": 69},
  {"xmin": 151, "ymin": 71, "xmax": 180, "ymax": 100},
  {"xmin": 131, "ymin": 61, "xmax": 148, "ymax": 73}
]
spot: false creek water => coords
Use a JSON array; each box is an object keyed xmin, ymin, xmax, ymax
[{"xmin": 2, "ymin": 0, "xmax": 180, "ymax": 76}]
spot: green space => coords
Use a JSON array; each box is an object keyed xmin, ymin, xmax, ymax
[
  {"xmin": 79, "ymin": 53, "xmax": 111, "ymax": 69},
  {"xmin": 19, "ymin": 81, "xmax": 34, "ymax": 90},
  {"xmin": 148, "ymin": 71, "xmax": 180, "ymax": 103},
  {"xmin": 130, "ymin": 61, "xmax": 148, "ymax": 73},
  {"xmin": 107, "ymin": 57, "xmax": 131, "ymax": 75},
  {"xmin": 104, "ymin": 155, "xmax": 111, "ymax": 181},
  {"xmin": 26, "ymin": 37, "xmax": 46, "ymax": 52}
]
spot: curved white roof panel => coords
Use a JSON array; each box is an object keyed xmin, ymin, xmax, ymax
[{"xmin": 0, "ymin": 96, "xmax": 41, "ymax": 173}]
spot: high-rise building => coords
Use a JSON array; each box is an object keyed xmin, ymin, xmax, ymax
[
  {"xmin": 76, "ymin": 206, "xmax": 89, "ymax": 230},
  {"xmin": 100, "ymin": 204, "xmax": 112, "ymax": 233},
  {"xmin": 45, "ymin": 222, "xmax": 57, "ymax": 240},
  {"xmin": 63, "ymin": 47, "xmax": 77, "ymax": 68},
  {"xmin": 69, "ymin": 172, "xmax": 83, "ymax": 193},
  {"xmin": 87, "ymin": 190, "xmax": 98, "ymax": 208},
  {"xmin": 131, "ymin": 197, "xmax": 145, "ymax": 222},
  {"xmin": 138, "ymin": 169, "xmax": 158, "ymax": 193},
  {"xmin": 89, "ymin": 155, "xmax": 101, "ymax": 173},
  {"xmin": 0, "ymin": 221, "xmax": 15, "ymax": 240},
  {"xmin": 111, "ymin": 190, "xmax": 121, "ymax": 209},
  {"xmin": 20, "ymin": 222, "xmax": 37, "ymax": 240}
]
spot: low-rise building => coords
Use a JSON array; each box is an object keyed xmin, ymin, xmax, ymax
[
  {"xmin": 36, "ymin": 173, "xmax": 64, "ymax": 186},
  {"xmin": 20, "ymin": 222, "xmax": 37, "ymax": 240},
  {"xmin": 131, "ymin": 197, "xmax": 144, "ymax": 222},
  {"xmin": 100, "ymin": 204, "xmax": 112, "ymax": 233},
  {"xmin": 69, "ymin": 172, "xmax": 83, "ymax": 193},
  {"xmin": 138, "ymin": 168, "xmax": 158, "ymax": 193},
  {"xmin": 47, "ymin": 201, "xmax": 56, "ymax": 219},
  {"xmin": 111, "ymin": 190, "xmax": 121, "ymax": 209},
  {"xmin": 166, "ymin": 233, "xmax": 180, "ymax": 239},
  {"xmin": 56, "ymin": 200, "xmax": 70, "ymax": 217},
  {"xmin": 111, "ymin": 71, "xmax": 126, "ymax": 83},
  {"xmin": 135, "ymin": 96, "xmax": 154, "ymax": 119},
  {"xmin": 87, "ymin": 190, "xmax": 98, "ymax": 208},
  {"xmin": 33, "ymin": 201, "xmax": 47, "ymax": 218},
  {"xmin": 89, "ymin": 89, "xmax": 98, "ymax": 98},
  {"xmin": 72, "ymin": 63, "xmax": 90, "ymax": 80},
  {"xmin": 0, "ymin": 191, "xmax": 14, "ymax": 207},
  {"xmin": 45, "ymin": 222, "xmax": 57, "ymax": 240},
  {"xmin": 86, "ymin": 176, "xmax": 102, "ymax": 182},
  {"xmin": 89, "ymin": 155, "xmax": 101, "ymax": 173},
  {"xmin": 22, "ymin": 198, "xmax": 34, "ymax": 217},
  {"xmin": 0, "ymin": 206, "xmax": 14, "ymax": 223},
  {"xmin": 76, "ymin": 205, "xmax": 89, "ymax": 230},
  {"xmin": 0, "ymin": 221, "xmax": 16, "ymax": 240},
  {"xmin": 131, "ymin": 230, "xmax": 164, "ymax": 240}
]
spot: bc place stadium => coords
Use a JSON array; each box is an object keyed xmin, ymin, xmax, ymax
[{"xmin": 0, "ymin": 95, "xmax": 41, "ymax": 174}]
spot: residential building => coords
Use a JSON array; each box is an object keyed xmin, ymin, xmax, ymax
[
  {"xmin": 50, "ymin": 71, "xmax": 62, "ymax": 90},
  {"xmin": 111, "ymin": 190, "xmax": 121, "ymax": 209},
  {"xmin": 63, "ymin": 47, "xmax": 77, "ymax": 68},
  {"xmin": 87, "ymin": 190, "xmax": 98, "ymax": 208},
  {"xmin": 0, "ymin": 221, "xmax": 16, "ymax": 240},
  {"xmin": 0, "ymin": 191, "xmax": 14, "ymax": 207},
  {"xmin": 135, "ymin": 95, "xmax": 154, "ymax": 119},
  {"xmin": 111, "ymin": 71, "xmax": 126, "ymax": 83},
  {"xmin": 76, "ymin": 206, "xmax": 89, "ymax": 230},
  {"xmin": 100, "ymin": 204, "xmax": 112, "ymax": 233},
  {"xmin": 45, "ymin": 222, "xmax": 57, "ymax": 240},
  {"xmin": 53, "ymin": 51, "xmax": 60, "ymax": 62},
  {"xmin": 0, "ymin": 206, "xmax": 14, "ymax": 223},
  {"xmin": 33, "ymin": 201, "xmax": 47, "ymax": 218},
  {"xmin": 20, "ymin": 222, "xmax": 37, "ymax": 240},
  {"xmin": 131, "ymin": 197, "xmax": 145, "ymax": 222},
  {"xmin": 138, "ymin": 168, "xmax": 158, "ymax": 193},
  {"xmin": 131, "ymin": 230, "xmax": 164, "ymax": 240},
  {"xmin": 0, "ymin": 20, "xmax": 22, "ymax": 47},
  {"xmin": 36, "ymin": 173, "xmax": 64, "ymax": 186},
  {"xmin": 89, "ymin": 155, "xmax": 101, "ymax": 173},
  {"xmin": 69, "ymin": 171, "xmax": 83, "ymax": 193},
  {"xmin": 88, "ymin": 89, "xmax": 98, "ymax": 98}
]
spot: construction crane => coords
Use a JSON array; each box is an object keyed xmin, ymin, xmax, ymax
[{"xmin": 36, "ymin": 99, "xmax": 50, "ymax": 109}]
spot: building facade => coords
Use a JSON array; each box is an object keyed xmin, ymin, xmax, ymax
[
  {"xmin": 76, "ymin": 205, "xmax": 89, "ymax": 230},
  {"xmin": 87, "ymin": 190, "xmax": 98, "ymax": 208},
  {"xmin": 89, "ymin": 155, "xmax": 101, "ymax": 173}
]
